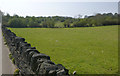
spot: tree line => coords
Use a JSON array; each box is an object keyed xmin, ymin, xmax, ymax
[{"xmin": 2, "ymin": 13, "xmax": 120, "ymax": 28}]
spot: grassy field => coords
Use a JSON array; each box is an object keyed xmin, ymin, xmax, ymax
[{"xmin": 9, "ymin": 25, "xmax": 118, "ymax": 74}]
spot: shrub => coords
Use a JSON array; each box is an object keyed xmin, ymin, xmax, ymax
[
  {"xmin": 9, "ymin": 53, "xmax": 12, "ymax": 59},
  {"xmin": 12, "ymin": 58, "xmax": 15, "ymax": 64},
  {"xmin": 14, "ymin": 69, "xmax": 19, "ymax": 76}
]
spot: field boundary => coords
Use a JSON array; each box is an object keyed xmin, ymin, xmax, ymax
[{"xmin": 2, "ymin": 26, "xmax": 69, "ymax": 75}]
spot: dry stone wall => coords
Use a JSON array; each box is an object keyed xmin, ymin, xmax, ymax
[
  {"xmin": 2, "ymin": 26, "xmax": 69, "ymax": 76},
  {"xmin": 0, "ymin": 10, "xmax": 2, "ymax": 24}
]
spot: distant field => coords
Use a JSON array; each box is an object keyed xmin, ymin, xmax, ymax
[{"xmin": 9, "ymin": 25, "xmax": 118, "ymax": 74}]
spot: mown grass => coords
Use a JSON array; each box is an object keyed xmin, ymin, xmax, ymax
[{"xmin": 9, "ymin": 25, "xmax": 118, "ymax": 74}]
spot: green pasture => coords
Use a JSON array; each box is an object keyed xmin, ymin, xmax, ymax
[{"xmin": 9, "ymin": 25, "xmax": 118, "ymax": 74}]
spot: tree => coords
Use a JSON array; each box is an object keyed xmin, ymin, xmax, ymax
[
  {"xmin": 47, "ymin": 20, "xmax": 55, "ymax": 28},
  {"xmin": 73, "ymin": 19, "xmax": 87, "ymax": 27},
  {"xmin": 2, "ymin": 12, "xmax": 119, "ymax": 28},
  {"xmin": 8, "ymin": 18, "xmax": 27, "ymax": 28},
  {"xmin": 64, "ymin": 19, "xmax": 71, "ymax": 28},
  {"xmin": 42, "ymin": 19, "xmax": 55, "ymax": 28},
  {"xmin": 27, "ymin": 18, "xmax": 40, "ymax": 27},
  {"xmin": 13, "ymin": 14, "xmax": 19, "ymax": 18}
]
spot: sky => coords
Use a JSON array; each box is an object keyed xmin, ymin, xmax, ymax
[{"xmin": 0, "ymin": 0, "xmax": 119, "ymax": 17}]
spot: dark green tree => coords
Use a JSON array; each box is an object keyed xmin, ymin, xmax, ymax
[{"xmin": 8, "ymin": 18, "xmax": 27, "ymax": 28}]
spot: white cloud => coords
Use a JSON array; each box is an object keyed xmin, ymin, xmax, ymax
[
  {"xmin": 0, "ymin": 0, "xmax": 119, "ymax": 3},
  {"xmin": 0, "ymin": 0, "xmax": 118, "ymax": 17},
  {"xmin": 30, "ymin": 0, "xmax": 119, "ymax": 2}
]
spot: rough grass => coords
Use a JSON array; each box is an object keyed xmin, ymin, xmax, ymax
[{"xmin": 9, "ymin": 25, "xmax": 118, "ymax": 74}]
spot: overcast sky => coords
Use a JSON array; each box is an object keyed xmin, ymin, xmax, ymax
[{"xmin": 0, "ymin": 0, "xmax": 119, "ymax": 17}]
